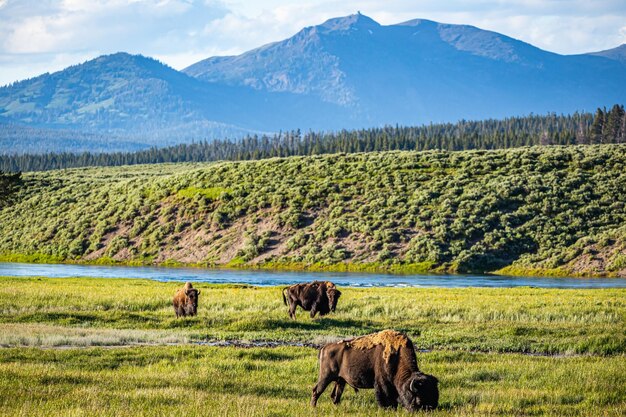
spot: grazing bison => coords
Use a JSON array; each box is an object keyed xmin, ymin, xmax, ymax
[
  {"xmin": 282, "ymin": 281, "xmax": 341, "ymax": 319},
  {"xmin": 311, "ymin": 329, "xmax": 439, "ymax": 411},
  {"xmin": 173, "ymin": 282, "xmax": 200, "ymax": 318}
]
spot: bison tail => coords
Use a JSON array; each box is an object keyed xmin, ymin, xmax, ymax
[{"xmin": 282, "ymin": 287, "xmax": 288, "ymax": 305}]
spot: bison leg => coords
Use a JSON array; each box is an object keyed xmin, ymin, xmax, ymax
[
  {"xmin": 288, "ymin": 300, "xmax": 297, "ymax": 320},
  {"xmin": 311, "ymin": 365, "xmax": 337, "ymax": 407},
  {"xmin": 374, "ymin": 382, "xmax": 398, "ymax": 409},
  {"xmin": 309, "ymin": 303, "xmax": 318, "ymax": 319},
  {"xmin": 330, "ymin": 378, "xmax": 346, "ymax": 405},
  {"xmin": 311, "ymin": 377, "xmax": 334, "ymax": 407}
]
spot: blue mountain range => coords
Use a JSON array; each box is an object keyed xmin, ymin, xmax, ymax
[{"xmin": 1, "ymin": 13, "xmax": 625, "ymax": 153}]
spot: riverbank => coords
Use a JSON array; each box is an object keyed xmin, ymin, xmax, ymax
[
  {"xmin": 0, "ymin": 253, "xmax": 437, "ymax": 275},
  {"xmin": 2, "ymin": 253, "xmax": 624, "ymax": 279},
  {"xmin": 3, "ymin": 262, "xmax": 626, "ymax": 291}
]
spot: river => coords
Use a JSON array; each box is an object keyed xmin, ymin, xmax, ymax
[{"xmin": 1, "ymin": 262, "xmax": 624, "ymax": 288}]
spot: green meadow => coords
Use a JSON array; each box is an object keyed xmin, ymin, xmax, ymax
[
  {"xmin": 1, "ymin": 346, "xmax": 624, "ymax": 417},
  {"xmin": 0, "ymin": 276, "xmax": 624, "ymax": 416},
  {"xmin": 1, "ymin": 277, "xmax": 624, "ymax": 354}
]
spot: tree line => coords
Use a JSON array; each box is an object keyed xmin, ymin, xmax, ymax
[{"xmin": 1, "ymin": 106, "xmax": 624, "ymax": 172}]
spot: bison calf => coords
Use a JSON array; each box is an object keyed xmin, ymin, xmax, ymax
[
  {"xmin": 312, "ymin": 329, "xmax": 438, "ymax": 411},
  {"xmin": 282, "ymin": 281, "xmax": 341, "ymax": 319},
  {"xmin": 173, "ymin": 282, "xmax": 200, "ymax": 318}
]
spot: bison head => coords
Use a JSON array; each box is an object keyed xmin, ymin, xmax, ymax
[
  {"xmin": 399, "ymin": 372, "xmax": 439, "ymax": 411},
  {"xmin": 326, "ymin": 287, "xmax": 341, "ymax": 313},
  {"xmin": 185, "ymin": 288, "xmax": 200, "ymax": 315}
]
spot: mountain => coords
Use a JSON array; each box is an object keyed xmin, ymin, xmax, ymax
[
  {"xmin": 1, "ymin": 13, "xmax": 625, "ymax": 154},
  {"xmin": 587, "ymin": 44, "xmax": 626, "ymax": 65},
  {"xmin": 0, "ymin": 52, "xmax": 355, "ymax": 154},
  {"xmin": 185, "ymin": 13, "xmax": 626, "ymax": 126},
  {"xmin": 0, "ymin": 53, "xmax": 268, "ymax": 153},
  {"xmin": 0, "ymin": 53, "xmax": 213, "ymax": 130}
]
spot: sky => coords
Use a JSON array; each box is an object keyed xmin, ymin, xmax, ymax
[{"xmin": 1, "ymin": 0, "xmax": 625, "ymax": 86}]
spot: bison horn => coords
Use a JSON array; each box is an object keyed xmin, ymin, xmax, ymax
[{"xmin": 410, "ymin": 376, "xmax": 422, "ymax": 393}]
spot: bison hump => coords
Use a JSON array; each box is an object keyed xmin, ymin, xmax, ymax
[{"xmin": 347, "ymin": 330, "xmax": 410, "ymax": 363}]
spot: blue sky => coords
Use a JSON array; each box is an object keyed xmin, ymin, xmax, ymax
[{"xmin": 1, "ymin": 0, "xmax": 625, "ymax": 86}]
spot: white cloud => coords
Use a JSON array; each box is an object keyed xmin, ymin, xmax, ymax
[
  {"xmin": 619, "ymin": 25, "xmax": 626, "ymax": 44},
  {"xmin": 0, "ymin": 0, "xmax": 625, "ymax": 85},
  {"xmin": 0, "ymin": 0, "xmax": 229, "ymax": 54},
  {"xmin": 209, "ymin": 0, "xmax": 626, "ymax": 55},
  {"xmin": 0, "ymin": 51, "xmax": 100, "ymax": 85}
]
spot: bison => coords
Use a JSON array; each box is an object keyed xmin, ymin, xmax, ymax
[
  {"xmin": 173, "ymin": 282, "xmax": 200, "ymax": 318},
  {"xmin": 311, "ymin": 329, "xmax": 439, "ymax": 411},
  {"xmin": 282, "ymin": 281, "xmax": 341, "ymax": 319}
]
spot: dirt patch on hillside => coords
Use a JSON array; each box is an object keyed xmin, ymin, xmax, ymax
[
  {"xmin": 84, "ymin": 224, "xmax": 131, "ymax": 261},
  {"xmin": 155, "ymin": 228, "xmax": 215, "ymax": 264},
  {"xmin": 150, "ymin": 209, "xmax": 287, "ymax": 265},
  {"xmin": 337, "ymin": 232, "xmax": 373, "ymax": 262},
  {"xmin": 567, "ymin": 243, "xmax": 626, "ymax": 277}
]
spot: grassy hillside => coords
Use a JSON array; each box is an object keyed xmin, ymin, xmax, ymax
[{"xmin": 0, "ymin": 145, "xmax": 625, "ymax": 276}]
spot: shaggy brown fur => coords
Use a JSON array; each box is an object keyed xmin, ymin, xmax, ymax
[
  {"xmin": 172, "ymin": 282, "xmax": 200, "ymax": 318},
  {"xmin": 282, "ymin": 281, "xmax": 341, "ymax": 319},
  {"xmin": 312, "ymin": 329, "xmax": 438, "ymax": 411}
]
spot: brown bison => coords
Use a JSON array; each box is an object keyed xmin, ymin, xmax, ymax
[
  {"xmin": 173, "ymin": 282, "xmax": 200, "ymax": 318},
  {"xmin": 311, "ymin": 329, "xmax": 439, "ymax": 411},
  {"xmin": 282, "ymin": 281, "xmax": 341, "ymax": 319}
]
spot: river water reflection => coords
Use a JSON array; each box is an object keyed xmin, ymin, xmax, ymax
[{"xmin": 1, "ymin": 262, "xmax": 624, "ymax": 289}]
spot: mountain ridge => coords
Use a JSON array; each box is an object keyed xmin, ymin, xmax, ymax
[
  {"xmin": 183, "ymin": 13, "xmax": 626, "ymax": 124},
  {"xmin": 587, "ymin": 44, "xmax": 626, "ymax": 64}
]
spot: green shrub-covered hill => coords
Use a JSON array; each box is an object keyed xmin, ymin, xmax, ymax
[{"xmin": 1, "ymin": 145, "xmax": 624, "ymax": 276}]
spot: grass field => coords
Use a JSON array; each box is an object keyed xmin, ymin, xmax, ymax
[
  {"xmin": 0, "ymin": 276, "xmax": 624, "ymax": 416},
  {"xmin": 1, "ymin": 346, "xmax": 624, "ymax": 417}
]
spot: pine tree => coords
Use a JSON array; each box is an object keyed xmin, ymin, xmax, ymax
[
  {"xmin": 590, "ymin": 108, "xmax": 605, "ymax": 144},
  {"xmin": 621, "ymin": 112, "xmax": 626, "ymax": 144},
  {"xmin": 604, "ymin": 104, "xmax": 624, "ymax": 142},
  {"xmin": 575, "ymin": 116, "xmax": 588, "ymax": 145}
]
